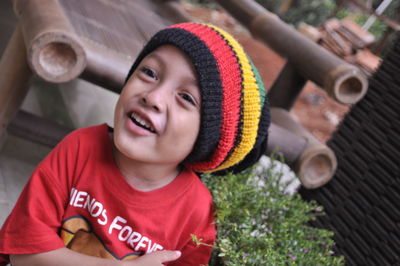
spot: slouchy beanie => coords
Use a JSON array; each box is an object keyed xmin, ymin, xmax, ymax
[{"xmin": 125, "ymin": 23, "xmax": 270, "ymax": 174}]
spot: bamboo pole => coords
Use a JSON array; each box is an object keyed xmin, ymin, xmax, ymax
[
  {"xmin": 268, "ymin": 62, "xmax": 307, "ymax": 110},
  {"xmin": 163, "ymin": 0, "xmax": 193, "ymax": 23},
  {"xmin": 9, "ymin": 110, "xmax": 73, "ymax": 147},
  {"xmin": 271, "ymin": 108, "xmax": 337, "ymax": 188},
  {"xmin": 0, "ymin": 24, "xmax": 32, "ymax": 145},
  {"xmin": 81, "ymin": 40, "xmax": 132, "ymax": 93},
  {"xmin": 13, "ymin": 0, "xmax": 86, "ymax": 83},
  {"xmin": 266, "ymin": 122, "xmax": 308, "ymax": 166},
  {"xmin": 215, "ymin": 0, "xmax": 368, "ymax": 105}
]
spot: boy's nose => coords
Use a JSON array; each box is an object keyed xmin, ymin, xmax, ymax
[{"xmin": 141, "ymin": 87, "xmax": 168, "ymax": 112}]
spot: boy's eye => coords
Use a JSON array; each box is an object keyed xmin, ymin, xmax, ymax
[
  {"xmin": 179, "ymin": 92, "xmax": 196, "ymax": 106},
  {"xmin": 140, "ymin": 67, "xmax": 158, "ymax": 80}
]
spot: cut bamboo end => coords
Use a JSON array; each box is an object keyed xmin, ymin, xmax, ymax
[
  {"xmin": 296, "ymin": 144, "xmax": 337, "ymax": 189},
  {"xmin": 28, "ymin": 32, "xmax": 86, "ymax": 83},
  {"xmin": 270, "ymin": 108, "xmax": 337, "ymax": 188},
  {"xmin": 15, "ymin": 0, "xmax": 87, "ymax": 83},
  {"xmin": 28, "ymin": 31, "xmax": 86, "ymax": 83},
  {"xmin": 326, "ymin": 65, "xmax": 368, "ymax": 104},
  {"xmin": 216, "ymin": 0, "xmax": 369, "ymax": 105}
]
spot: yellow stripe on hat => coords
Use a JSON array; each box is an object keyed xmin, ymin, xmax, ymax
[{"xmin": 205, "ymin": 24, "xmax": 261, "ymax": 172}]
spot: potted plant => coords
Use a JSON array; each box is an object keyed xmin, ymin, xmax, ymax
[{"xmin": 200, "ymin": 155, "xmax": 344, "ymax": 265}]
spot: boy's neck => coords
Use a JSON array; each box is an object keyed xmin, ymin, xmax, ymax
[{"xmin": 111, "ymin": 140, "xmax": 181, "ymax": 192}]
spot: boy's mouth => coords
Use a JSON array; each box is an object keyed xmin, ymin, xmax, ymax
[{"xmin": 129, "ymin": 112, "xmax": 156, "ymax": 133}]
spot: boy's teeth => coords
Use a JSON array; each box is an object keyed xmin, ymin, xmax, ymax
[{"xmin": 130, "ymin": 113, "xmax": 155, "ymax": 133}]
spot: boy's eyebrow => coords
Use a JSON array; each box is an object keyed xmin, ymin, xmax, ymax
[
  {"xmin": 146, "ymin": 52, "xmax": 165, "ymax": 67},
  {"xmin": 147, "ymin": 51, "xmax": 199, "ymax": 87},
  {"xmin": 185, "ymin": 76, "xmax": 199, "ymax": 88}
]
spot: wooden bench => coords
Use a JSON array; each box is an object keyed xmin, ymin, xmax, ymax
[{"xmin": 0, "ymin": 0, "xmax": 369, "ymax": 188}]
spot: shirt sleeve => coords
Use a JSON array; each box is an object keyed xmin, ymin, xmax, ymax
[{"xmin": 0, "ymin": 134, "xmax": 75, "ymax": 262}]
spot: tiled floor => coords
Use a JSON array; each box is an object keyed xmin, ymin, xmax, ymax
[{"xmin": 0, "ymin": 0, "xmax": 119, "ymax": 226}]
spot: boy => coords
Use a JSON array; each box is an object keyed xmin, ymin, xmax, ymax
[{"xmin": 0, "ymin": 23, "xmax": 270, "ymax": 265}]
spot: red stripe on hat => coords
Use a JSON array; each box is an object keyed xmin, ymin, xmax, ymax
[{"xmin": 173, "ymin": 23, "xmax": 242, "ymax": 170}]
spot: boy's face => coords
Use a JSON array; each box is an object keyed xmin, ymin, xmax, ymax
[{"xmin": 113, "ymin": 45, "xmax": 201, "ymax": 167}]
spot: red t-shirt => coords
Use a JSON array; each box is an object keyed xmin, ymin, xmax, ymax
[{"xmin": 0, "ymin": 124, "xmax": 215, "ymax": 265}]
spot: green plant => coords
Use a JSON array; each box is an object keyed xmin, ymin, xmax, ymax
[
  {"xmin": 255, "ymin": 0, "xmax": 336, "ymax": 26},
  {"xmin": 282, "ymin": 0, "xmax": 336, "ymax": 26},
  {"xmin": 347, "ymin": 12, "xmax": 387, "ymax": 39},
  {"xmin": 203, "ymin": 155, "xmax": 344, "ymax": 265}
]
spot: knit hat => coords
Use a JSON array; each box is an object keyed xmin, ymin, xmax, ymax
[{"xmin": 126, "ymin": 23, "xmax": 270, "ymax": 174}]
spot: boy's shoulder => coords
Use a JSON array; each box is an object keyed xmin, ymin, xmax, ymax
[
  {"xmin": 62, "ymin": 123, "xmax": 109, "ymax": 146},
  {"xmin": 183, "ymin": 170, "xmax": 212, "ymax": 195},
  {"xmin": 179, "ymin": 170, "xmax": 213, "ymax": 209},
  {"xmin": 177, "ymin": 171, "xmax": 215, "ymax": 230},
  {"xmin": 68, "ymin": 123, "xmax": 109, "ymax": 139},
  {"xmin": 51, "ymin": 123, "xmax": 110, "ymax": 161}
]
